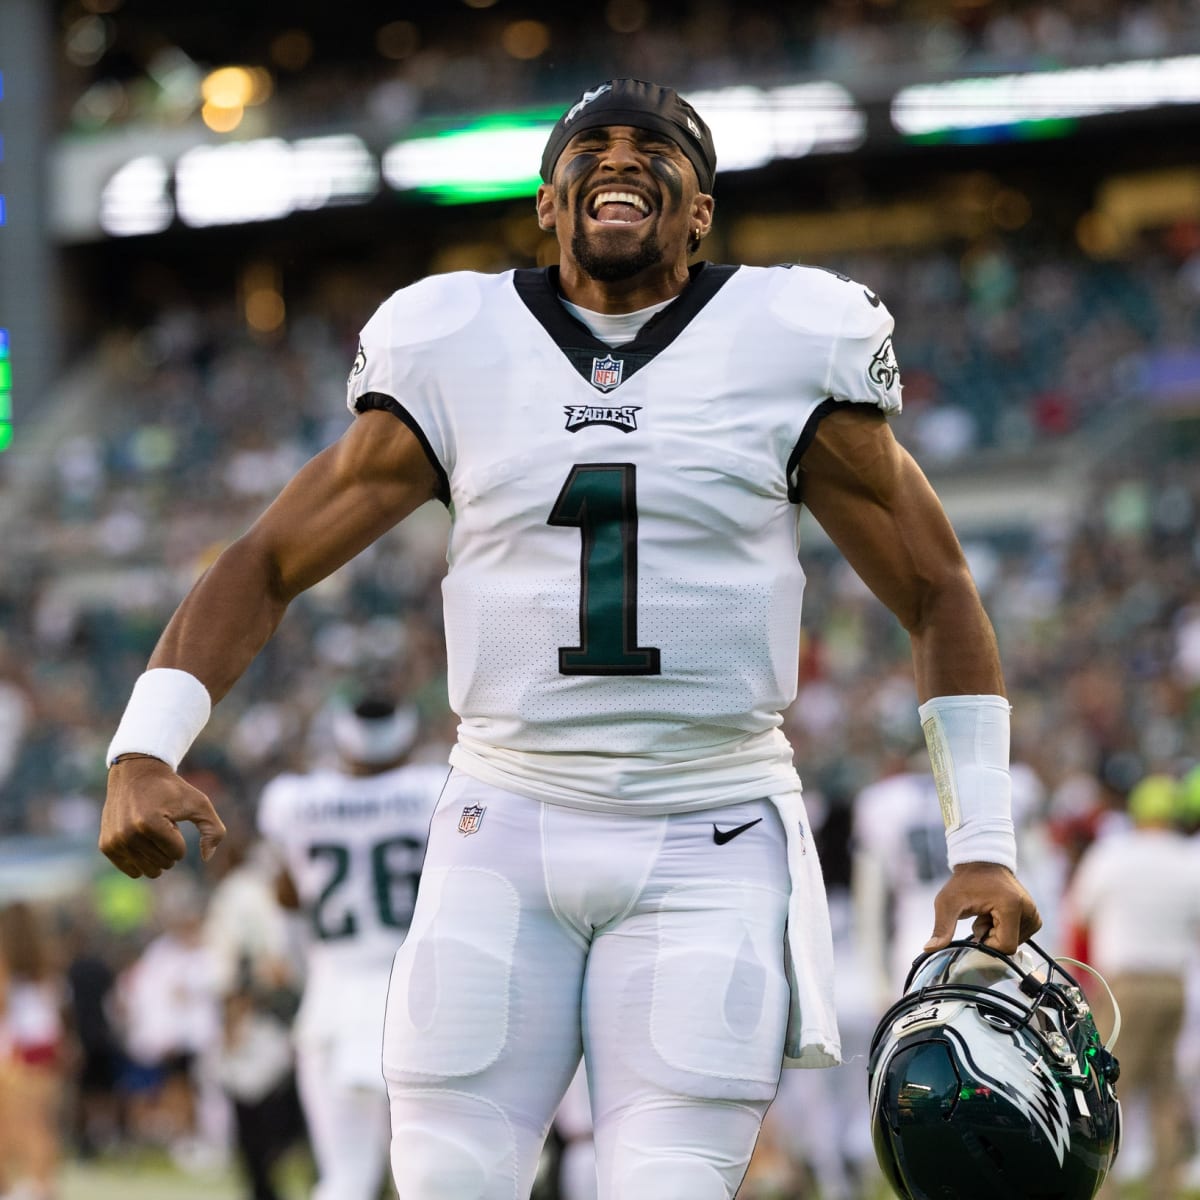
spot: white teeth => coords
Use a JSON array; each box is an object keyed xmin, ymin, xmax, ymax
[{"xmin": 591, "ymin": 191, "xmax": 649, "ymax": 215}]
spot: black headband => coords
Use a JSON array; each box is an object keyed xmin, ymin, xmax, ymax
[{"xmin": 540, "ymin": 78, "xmax": 717, "ymax": 194}]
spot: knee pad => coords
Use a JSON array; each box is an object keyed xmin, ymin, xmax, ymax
[
  {"xmin": 614, "ymin": 1158, "xmax": 731, "ymax": 1200},
  {"xmin": 599, "ymin": 1098, "xmax": 765, "ymax": 1200},
  {"xmin": 390, "ymin": 1088, "xmax": 520, "ymax": 1200}
]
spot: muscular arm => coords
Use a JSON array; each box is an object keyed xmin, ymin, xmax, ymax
[
  {"xmin": 798, "ymin": 407, "xmax": 1002, "ymax": 702},
  {"xmin": 799, "ymin": 407, "xmax": 1039, "ymax": 953},
  {"xmin": 101, "ymin": 411, "xmax": 440, "ymax": 878},
  {"xmin": 148, "ymin": 410, "xmax": 439, "ymax": 700}
]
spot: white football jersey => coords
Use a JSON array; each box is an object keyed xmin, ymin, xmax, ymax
[
  {"xmin": 348, "ymin": 263, "xmax": 902, "ymax": 811},
  {"xmin": 853, "ymin": 769, "xmax": 951, "ymax": 988},
  {"xmin": 257, "ymin": 763, "xmax": 447, "ymax": 974}
]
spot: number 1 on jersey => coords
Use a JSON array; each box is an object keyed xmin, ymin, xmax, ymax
[{"xmin": 548, "ymin": 463, "xmax": 661, "ymax": 675}]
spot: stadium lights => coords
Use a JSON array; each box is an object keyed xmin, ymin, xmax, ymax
[
  {"xmin": 199, "ymin": 65, "xmax": 274, "ymax": 134},
  {"xmin": 892, "ymin": 53, "xmax": 1200, "ymax": 139},
  {"xmin": 382, "ymin": 117, "xmax": 554, "ymax": 203},
  {"xmin": 174, "ymin": 134, "xmax": 378, "ymax": 227},
  {"xmin": 381, "ymin": 82, "xmax": 865, "ymax": 204},
  {"xmin": 74, "ymin": 59, "xmax": 1200, "ymax": 237},
  {"xmin": 689, "ymin": 82, "xmax": 865, "ymax": 170},
  {"xmin": 99, "ymin": 155, "xmax": 173, "ymax": 236}
]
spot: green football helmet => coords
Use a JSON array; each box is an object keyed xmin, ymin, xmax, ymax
[{"xmin": 868, "ymin": 939, "xmax": 1121, "ymax": 1200}]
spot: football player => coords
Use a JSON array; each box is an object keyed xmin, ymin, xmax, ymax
[
  {"xmin": 101, "ymin": 78, "xmax": 1040, "ymax": 1199},
  {"xmin": 257, "ymin": 695, "xmax": 445, "ymax": 1200}
]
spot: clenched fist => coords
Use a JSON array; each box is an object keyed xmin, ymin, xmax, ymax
[{"xmin": 100, "ymin": 754, "xmax": 226, "ymax": 878}]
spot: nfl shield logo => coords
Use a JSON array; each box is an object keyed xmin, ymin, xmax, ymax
[
  {"xmin": 457, "ymin": 804, "xmax": 486, "ymax": 835},
  {"xmin": 590, "ymin": 355, "xmax": 624, "ymax": 392}
]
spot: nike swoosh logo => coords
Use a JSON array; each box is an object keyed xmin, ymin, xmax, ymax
[
  {"xmin": 864, "ymin": 288, "xmax": 881, "ymax": 307},
  {"xmin": 712, "ymin": 817, "xmax": 763, "ymax": 845}
]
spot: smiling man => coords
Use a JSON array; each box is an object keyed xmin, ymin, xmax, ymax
[
  {"xmin": 536, "ymin": 80, "xmax": 715, "ymax": 297},
  {"xmin": 100, "ymin": 78, "xmax": 1040, "ymax": 1199}
]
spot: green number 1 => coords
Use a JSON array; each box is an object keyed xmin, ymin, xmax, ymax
[{"xmin": 548, "ymin": 463, "xmax": 661, "ymax": 675}]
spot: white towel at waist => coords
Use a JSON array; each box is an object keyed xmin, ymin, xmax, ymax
[{"xmin": 770, "ymin": 790, "xmax": 842, "ymax": 1068}]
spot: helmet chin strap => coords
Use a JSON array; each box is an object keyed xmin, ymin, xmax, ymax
[{"xmin": 1055, "ymin": 955, "xmax": 1122, "ymax": 1052}]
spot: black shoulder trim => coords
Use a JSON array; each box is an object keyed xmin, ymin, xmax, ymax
[
  {"xmin": 512, "ymin": 262, "xmax": 739, "ymax": 391},
  {"xmin": 354, "ymin": 391, "xmax": 451, "ymax": 507},
  {"xmin": 786, "ymin": 399, "xmax": 871, "ymax": 505}
]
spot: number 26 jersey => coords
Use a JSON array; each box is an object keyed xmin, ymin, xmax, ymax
[
  {"xmin": 347, "ymin": 262, "xmax": 902, "ymax": 812},
  {"xmin": 257, "ymin": 763, "xmax": 447, "ymax": 971}
]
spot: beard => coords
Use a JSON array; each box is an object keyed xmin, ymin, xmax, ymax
[{"xmin": 571, "ymin": 221, "xmax": 664, "ymax": 283}]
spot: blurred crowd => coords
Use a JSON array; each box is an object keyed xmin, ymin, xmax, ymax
[{"xmin": 59, "ymin": 0, "xmax": 1200, "ymax": 135}]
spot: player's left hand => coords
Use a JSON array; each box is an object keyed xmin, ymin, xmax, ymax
[{"xmin": 925, "ymin": 862, "xmax": 1041, "ymax": 956}]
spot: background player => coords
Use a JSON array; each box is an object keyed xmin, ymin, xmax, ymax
[
  {"xmin": 257, "ymin": 693, "xmax": 445, "ymax": 1200},
  {"xmin": 853, "ymin": 743, "xmax": 1055, "ymax": 1001}
]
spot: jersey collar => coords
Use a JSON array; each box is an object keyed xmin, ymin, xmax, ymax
[{"xmin": 512, "ymin": 262, "xmax": 738, "ymax": 392}]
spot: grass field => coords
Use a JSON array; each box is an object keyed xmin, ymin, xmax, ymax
[
  {"xmin": 61, "ymin": 1161, "xmax": 244, "ymax": 1200},
  {"xmin": 52, "ymin": 1147, "xmax": 1198, "ymax": 1200},
  {"xmin": 58, "ymin": 1147, "xmax": 317, "ymax": 1200}
]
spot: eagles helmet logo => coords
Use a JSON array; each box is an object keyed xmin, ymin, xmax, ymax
[
  {"xmin": 868, "ymin": 335, "xmax": 899, "ymax": 391},
  {"xmin": 564, "ymin": 83, "xmax": 613, "ymax": 124},
  {"xmin": 944, "ymin": 1017, "xmax": 1073, "ymax": 1166}
]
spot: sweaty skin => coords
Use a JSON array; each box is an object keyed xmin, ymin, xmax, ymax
[{"xmin": 101, "ymin": 119, "xmax": 1040, "ymax": 956}]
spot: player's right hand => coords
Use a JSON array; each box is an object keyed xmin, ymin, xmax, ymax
[
  {"xmin": 99, "ymin": 754, "xmax": 226, "ymax": 878},
  {"xmin": 924, "ymin": 861, "xmax": 1041, "ymax": 957}
]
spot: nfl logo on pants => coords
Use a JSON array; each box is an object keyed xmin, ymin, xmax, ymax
[{"xmin": 458, "ymin": 804, "xmax": 485, "ymax": 835}]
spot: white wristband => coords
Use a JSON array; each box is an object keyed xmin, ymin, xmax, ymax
[
  {"xmin": 918, "ymin": 693, "xmax": 1016, "ymax": 872},
  {"xmin": 106, "ymin": 669, "xmax": 212, "ymax": 771}
]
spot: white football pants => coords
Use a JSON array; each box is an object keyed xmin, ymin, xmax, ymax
[
  {"xmin": 384, "ymin": 771, "xmax": 792, "ymax": 1199},
  {"xmin": 554, "ymin": 1063, "xmax": 597, "ymax": 1200}
]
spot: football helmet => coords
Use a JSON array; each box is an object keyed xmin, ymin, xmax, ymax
[
  {"xmin": 868, "ymin": 939, "xmax": 1120, "ymax": 1200},
  {"xmin": 331, "ymin": 696, "xmax": 419, "ymax": 766}
]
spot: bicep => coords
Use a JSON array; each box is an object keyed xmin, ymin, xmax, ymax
[
  {"xmin": 243, "ymin": 409, "xmax": 440, "ymax": 602},
  {"xmin": 797, "ymin": 408, "xmax": 972, "ymax": 633},
  {"xmin": 797, "ymin": 407, "xmax": 1002, "ymax": 698},
  {"xmin": 146, "ymin": 412, "xmax": 439, "ymax": 697}
]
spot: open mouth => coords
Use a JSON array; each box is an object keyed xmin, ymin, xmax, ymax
[{"xmin": 587, "ymin": 190, "xmax": 653, "ymax": 226}]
